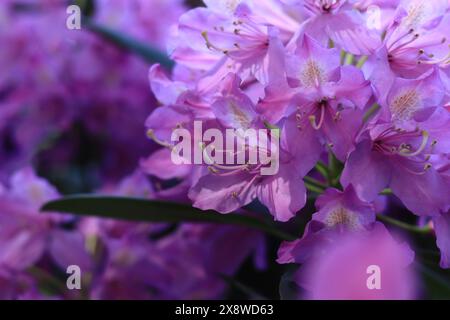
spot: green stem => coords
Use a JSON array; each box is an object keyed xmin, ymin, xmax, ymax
[
  {"xmin": 327, "ymin": 151, "xmax": 342, "ymax": 187},
  {"xmin": 83, "ymin": 19, "xmax": 175, "ymax": 70},
  {"xmin": 315, "ymin": 161, "xmax": 329, "ymax": 180},
  {"xmin": 356, "ymin": 55, "xmax": 368, "ymax": 68},
  {"xmin": 340, "ymin": 50, "xmax": 347, "ymax": 65},
  {"xmin": 305, "ymin": 181, "xmax": 325, "ymax": 194},
  {"xmin": 257, "ymin": 224, "xmax": 298, "ymax": 241},
  {"xmin": 376, "ymin": 214, "xmax": 432, "ymax": 234},
  {"xmin": 28, "ymin": 266, "xmax": 67, "ymax": 296},
  {"xmin": 304, "ymin": 176, "xmax": 327, "ymax": 190},
  {"xmin": 363, "ymin": 103, "xmax": 380, "ymax": 122},
  {"xmin": 344, "ymin": 53, "xmax": 354, "ymax": 65},
  {"xmin": 328, "ymin": 38, "xmax": 335, "ymax": 48},
  {"xmin": 379, "ymin": 188, "xmax": 393, "ymax": 195}
]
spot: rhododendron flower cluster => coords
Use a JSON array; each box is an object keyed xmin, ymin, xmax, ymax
[
  {"xmin": 145, "ymin": 0, "xmax": 450, "ymax": 299},
  {"xmin": 0, "ymin": 0, "xmax": 449, "ymax": 300}
]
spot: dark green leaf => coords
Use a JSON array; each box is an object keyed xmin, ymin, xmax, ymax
[
  {"xmin": 417, "ymin": 263, "xmax": 450, "ymax": 299},
  {"xmin": 75, "ymin": 0, "xmax": 96, "ymax": 17},
  {"xmin": 41, "ymin": 196, "xmax": 296, "ymax": 241},
  {"xmin": 279, "ymin": 265, "xmax": 300, "ymax": 300},
  {"xmin": 84, "ymin": 19, "xmax": 175, "ymax": 70},
  {"xmin": 218, "ymin": 274, "xmax": 268, "ymax": 300}
]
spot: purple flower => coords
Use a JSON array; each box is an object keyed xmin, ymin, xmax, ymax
[
  {"xmin": 377, "ymin": 70, "xmax": 446, "ymax": 126},
  {"xmin": 0, "ymin": 268, "xmax": 41, "ymax": 300},
  {"xmin": 295, "ymin": 222, "xmax": 418, "ymax": 299},
  {"xmin": 176, "ymin": 0, "xmax": 299, "ymax": 84},
  {"xmin": 260, "ymin": 34, "xmax": 372, "ymax": 164},
  {"xmin": 280, "ymin": 0, "xmax": 382, "ymax": 54},
  {"xmin": 278, "ymin": 186, "xmax": 417, "ymax": 299},
  {"xmin": 0, "ymin": 168, "xmax": 91, "ymax": 271},
  {"xmin": 341, "ymin": 119, "xmax": 450, "ymax": 217},
  {"xmin": 187, "ymin": 74, "xmax": 307, "ymax": 221},
  {"xmin": 278, "ymin": 185, "xmax": 376, "ymax": 264},
  {"xmin": 362, "ymin": 0, "xmax": 450, "ymax": 101}
]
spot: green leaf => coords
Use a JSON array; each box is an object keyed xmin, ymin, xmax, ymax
[
  {"xmin": 376, "ymin": 214, "xmax": 432, "ymax": 234},
  {"xmin": 83, "ymin": 19, "xmax": 175, "ymax": 70},
  {"xmin": 279, "ymin": 265, "xmax": 300, "ymax": 300},
  {"xmin": 41, "ymin": 196, "xmax": 296, "ymax": 241},
  {"xmin": 75, "ymin": 0, "xmax": 96, "ymax": 17},
  {"xmin": 218, "ymin": 274, "xmax": 268, "ymax": 300},
  {"xmin": 417, "ymin": 263, "xmax": 450, "ymax": 299}
]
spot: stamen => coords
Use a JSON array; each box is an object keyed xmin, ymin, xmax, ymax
[
  {"xmin": 309, "ymin": 104, "xmax": 326, "ymax": 130},
  {"xmin": 389, "ymin": 33, "xmax": 420, "ymax": 55},
  {"xmin": 386, "ymin": 28, "xmax": 414, "ymax": 51},
  {"xmin": 418, "ymin": 49, "xmax": 450, "ymax": 65},
  {"xmin": 208, "ymin": 166, "xmax": 219, "ymax": 174},
  {"xmin": 147, "ymin": 129, "xmax": 173, "ymax": 149},
  {"xmin": 333, "ymin": 111, "xmax": 341, "ymax": 122},
  {"xmin": 401, "ymin": 165, "xmax": 428, "ymax": 176},
  {"xmin": 398, "ymin": 130, "xmax": 429, "ymax": 157},
  {"xmin": 201, "ymin": 31, "xmax": 229, "ymax": 54},
  {"xmin": 238, "ymin": 174, "xmax": 259, "ymax": 197},
  {"xmin": 203, "ymin": 146, "xmax": 249, "ymax": 171},
  {"xmin": 209, "ymin": 167, "xmax": 248, "ymax": 176}
]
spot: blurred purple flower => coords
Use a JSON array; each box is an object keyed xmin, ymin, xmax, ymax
[
  {"xmin": 0, "ymin": 168, "xmax": 91, "ymax": 272},
  {"xmin": 296, "ymin": 222, "xmax": 418, "ymax": 299}
]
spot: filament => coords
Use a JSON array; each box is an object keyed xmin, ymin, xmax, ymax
[
  {"xmin": 398, "ymin": 130, "xmax": 429, "ymax": 157},
  {"xmin": 309, "ymin": 104, "xmax": 326, "ymax": 130}
]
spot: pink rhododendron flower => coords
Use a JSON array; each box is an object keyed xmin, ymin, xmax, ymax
[
  {"xmin": 297, "ymin": 223, "xmax": 418, "ymax": 299},
  {"xmin": 278, "ymin": 185, "xmax": 376, "ymax": 264},
  {"xmin": 341, "ymin": 119, "xmax": 450, "ymax": 217}
]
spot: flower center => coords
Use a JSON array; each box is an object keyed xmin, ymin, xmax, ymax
[
  {"xmin": 373, "ymin": 127, "xmax": 436, "ymax": 174},
  {"xmin": 404, "ymin": 2, "xmax": 426, "ymax": 29},
  {"xmin": 390, "ymin": 89, "xmax": 421, "ymax": 121},
  {"xmin": 300, "ymin": 59, "xmax": 327, "ymax": 88},
  {"xmin": 223, "ymin": 0, "xmax": 242, "ymax": 14},
  {"xmin": 325, "ymin": 207, "xmax": 360, "ymax": 230},
  {"xmin": 304, "ymin": 0, "xmax": 342, "ymax": 14},
  {"xmin": 229, "ymin": 101, "xmax": 252, "ymax": 129}
]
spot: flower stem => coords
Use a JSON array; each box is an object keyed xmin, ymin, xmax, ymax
[
  {"xmin": 84, "ymin": 19, "xmax": 175, "ymax": 70},
  {"xmin": 345, "ymin": 53, "xmax": 354, "ymax": 65},
  {"xmin": 28, "ymin": 266, "xmax": 68, "ymax": 296},
  {"xmin": 379, "ymin": 188, "xmax": 393, "ymax": 195},
  {"xmin": 315, "ymin": 161, "xmax": 330, "ymax": 180},
  {"xmin": 376, "ymin": 214, "xmax": 432, "ymax": 234},
  {"xmin": 363, "ymin": 103, "xmax": 380, "ymax": 122},
  {"xmin": 304, "ymin": 176, "xmax": 327, "ymax": 189},
  {"xmin": 356, "ymin": 55, "xmax": 368, "ymax": 68},
  {"xmin": 304, "ymin": 182, "xmax": 325, "ymax": 194}
]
